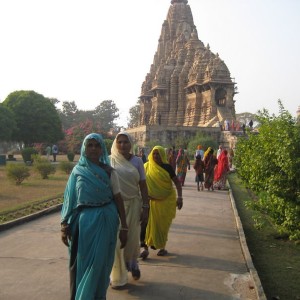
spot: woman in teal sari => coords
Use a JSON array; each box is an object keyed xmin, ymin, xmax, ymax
[{"xmin": 61, "ymin": 133, "xmax": 128, "ymax": 300}]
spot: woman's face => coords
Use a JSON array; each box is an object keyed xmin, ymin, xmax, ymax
[
  {"xmin": 85, "ymin": 138, "xmax": 102, "ymax": 163},
  {"xmin": 152, "ymin": 149, "xmax": 162, "ymax": 165},
  {"xmin": 116, "ymin": 134, "xmax": 131, "ymax": 156}
]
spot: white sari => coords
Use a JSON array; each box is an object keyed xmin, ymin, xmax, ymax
[{"xmin": 109, "ymin": 133, "xmax": 142, "ymax": 287}]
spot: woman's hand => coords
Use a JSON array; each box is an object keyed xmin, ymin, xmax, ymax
[
  {"xmin": 61, "ymin": 223, "xmax": 71, "ymax": 247},
  {"xmin": 140, "ymin": 206, "xmax": 149, "ymax": 224},
  {"xmin": 176, "ymin": 197, "xmax": 183, "ymax": 210},
  {"xmin": 119, "ymin": 228, "xmax": 128, "ymax": 249}
]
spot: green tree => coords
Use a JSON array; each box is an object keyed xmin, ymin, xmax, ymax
[
  {"xmin": 0, "ymin": 104, "xmax": 17, "ymax": 141},
  {"xmin": 234, "ymin": 101, "xmax": 300, "ymax": 239},
  {"xmin": 3, "ymin": 90, "xmax": 64, "ymax": 147},
  {"xmin": 94, "ymin": 100, "xmax": 119, "ymax": 133},
  {"xmin": 128, "ymin": 102, "xmax": 140, "ymax": 128}
]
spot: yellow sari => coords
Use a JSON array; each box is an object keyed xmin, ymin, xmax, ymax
[{"xmin": 145, "ymin": 146, "xmax": 176, "ymax": 249}]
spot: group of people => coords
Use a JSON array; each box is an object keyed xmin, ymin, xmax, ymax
[
  {"xmin": 45, "ymin": 144, "xmax": 59, "ymax": 162},
  {"xmin": 193, "ymin": 144, "xmax": 231, "ymax": 192},
  {"xmin": 60, "ymin": 132, "xmax": 183, "ymax": 299}
]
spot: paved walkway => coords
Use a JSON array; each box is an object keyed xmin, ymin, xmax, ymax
[{"xmin": 0, "ymin": 170, "xmax": 265, "ymax": 300}]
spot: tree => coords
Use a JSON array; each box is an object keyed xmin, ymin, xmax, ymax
[
  {"xmin": 0, "ymin": 103, "xmax": 17, "ymax": 141},
  {"xmin": 94, "ymin": 100, "xmax": 119, "ymax": 133},
  {"xmin": 234, "ymin": 101, "xmax": 300, "ymax": 240},
  {"xmin": 128, "ymin": 103, "xmax": 140, "ymax": 128},
  {"xmin": 3, "ymin": 90, "xmax": 64, "ymax": 146}
]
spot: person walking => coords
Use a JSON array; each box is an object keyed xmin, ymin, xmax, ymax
[
  {"xmin": 144, "ymin": 146, "xmax": 183, "ymax": 256},
  {"xmin": 193, "ymin": 154, "xmax": 205, "ymax": 191},
  {"xmin": 214, "ymin": 149, "xmax": 230, "ymax": 190},
  {"xmin": 52, "ymin": 144, "xmax": 58, "ymax": 162},
  {"xmin": 60, "ymin": 133, "xmax": 128, "ymax": 300},
  {"xmin": 203, "ymin": 147, "xmax": 218, "ymax": 191},
  {"xmin": 109, "ymin": 132, "xmax": 149, "ymax": 289},
  {"xmin": 45, "ymin": 145, "xmax": 51, "ymax": 161},
  {"xmin": 176, "ymin": 148, "xmax": 190, "ymax": 186},
  {"xmin": 195, "ymin": 145, "xmax": 204, "ymax": 160}
]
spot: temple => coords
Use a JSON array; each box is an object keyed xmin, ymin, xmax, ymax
[{"xmin": 127, "ymin": 0, "xmax": 237, "ymax": 147}]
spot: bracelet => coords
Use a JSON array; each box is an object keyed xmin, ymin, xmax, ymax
[
  {"xmin": 142, "ymin": 204, "xmax": 150, "ymax": 208},
  {"xmin": 120, "ymin": 227, "xmax": 128, "ymax": 231}
]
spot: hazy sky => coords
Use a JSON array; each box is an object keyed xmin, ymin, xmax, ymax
[{"xmin": 0, "ymin": 0, "xmax": 299, "ymax": 126}]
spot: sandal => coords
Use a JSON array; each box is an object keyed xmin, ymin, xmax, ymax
[
  {"xmin": 139, "ymin": 248, "xmax": 149, "ymax": 260},
  {"xmin": 157, "ymin": 249, "xmax": 168, "ymax": 256}
]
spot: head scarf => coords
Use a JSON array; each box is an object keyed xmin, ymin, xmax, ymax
[
  {"xmin": 78, "ymin": 133, "xmax": 110, "ymax": 166},
  {"xmin": 145, "ymin": 145, "xmax": 172, "ymax": 199},
  {"xmin": 203, "ymin": 147, "xmax": 212, "ymax": 160},
  {"xmin": 147, "ymin": 145, "xmax": 168, "ymax": 164},
  {"xmin": 110, "ymin": 131, "xmax": 134, "ymax": 161},
  {"xmin": 214, "ymin": 150, "xmax": 229, "ymax": 181}
]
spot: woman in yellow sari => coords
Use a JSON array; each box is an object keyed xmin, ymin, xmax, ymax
[{"xmin": 144, "ymin": 146, "xmax": 183, "ymax": 256}]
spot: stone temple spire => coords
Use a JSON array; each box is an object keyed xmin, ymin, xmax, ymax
[
  {"xmin": 171, "ymin": 0, "xmax": 188, "ymax": 4},
  {"xmin": 139, "ymin": 0, "xmax": 236, "ymax": 127}
]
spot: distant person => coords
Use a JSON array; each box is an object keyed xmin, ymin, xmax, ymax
[
  {"xmin": 52, "ymin": 144, "xmax": 58, "ymax": 162},
  {"xmin": 249, "ymin": 119, "xmax": 253, "ymax": 129},
  {"xmin": 138, "ymin": 148, "xmax": 147, "ymax": 163},
  {"xmin": 195, "ymin": 145, "xmax": 204, "ymax": 160},
  {"xmin": 203, "ymin": 148, "xmax": 218, "ymax": 191},
  {"xmin": 242, "ymin": 123, "xmax": 246, "ymax": 134},
  {"xmin": 176, "ymin": 149, "xmax": 190, "ymax": 186},
  {"xmin": 193, "ymin": 154, "xmax": 204, "ymax": 191},
  {"xmin": 213, "ymin": 150, "xmax": 230, "ymax": 190},
  {"xmin": 46, "ymin": 145, "xmax": 51, "ymax": 161},
  {"xmin": 60, "ymin": 133, "xmax": 128, "ymax": 300},
  {"xmin": 216, "ymin": 145, "xmax": 223, "ymax": 159}
]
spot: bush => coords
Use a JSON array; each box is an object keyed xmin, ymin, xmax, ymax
[
  {"xmin": 21, "ymin": 147, "xmax": 38, "ymax": 163},
  {"xmin": 6, "ymin": 163, "xmax": 30, "ymax": 185},
  {"xmin": 59, "ymin": 161, "xmax": 74, "ymax": 174},
  {"xmin": 234, "ymin": 101, "xmax": 300, "ymax": 240},
  {"xmin": 33, "ymin": 158, "xmax": 56, "ymax": 179},
  {"xmin": 67, "ymin": 152, "xmax": 75, "ymax": 162}
]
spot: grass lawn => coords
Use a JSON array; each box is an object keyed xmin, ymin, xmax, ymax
[
  {"xmin": 228, "ymin": 173, "xmax": 300, "ymax": 300},
  {"xmin": 0, "ymin": 154, "xmax": 78, "ymax": 222}
]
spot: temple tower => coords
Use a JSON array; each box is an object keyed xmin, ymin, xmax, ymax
[{"xmin": 139, "ymin": 0, "xmax": 237, "ymax": 128}]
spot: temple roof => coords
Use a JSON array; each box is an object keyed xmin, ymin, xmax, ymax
[{"xmin": 171, "ymin": 0, "xmax": 188, "ymax": 4}]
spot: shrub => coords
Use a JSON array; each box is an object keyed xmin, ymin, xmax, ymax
[
  {"xmin": 6, "ymin": 163, "xmax": 30, "ymax": 185},
  {"xmin": 59, "ymin": 161, "xmax": 74, "ymax": 174},
  {"xmin": 67, "ymin": 152, "xmax": 75, "ymax": 162},
  {"xmin": 33, "ymin": 158, "xmax": 56, "ymax": 179},
  {"xmin": 21, "ymin": 147, "xmax": 38, "ymax": 163}
]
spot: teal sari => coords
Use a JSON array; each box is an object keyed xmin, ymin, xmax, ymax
[{"xmin": 61, "ymin": 133, "xmax": 119, "ymax": 300}]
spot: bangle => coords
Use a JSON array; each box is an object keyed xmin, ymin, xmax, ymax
[
  {"xmin": 142, "ymin": 204, "xmax": 150, "ymax": 208},
  {"xmin": 120, "ymin": 227, "xmax": 128, "ymax": 231}
]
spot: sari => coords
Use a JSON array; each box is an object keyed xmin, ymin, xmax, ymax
[
  {"xmin": 145, "ymin": 146, "xmax": 176, "ymax": 249},
  {"xmin": 214, "ymin": 150, "xmax": 230, "ymax": 190},
  {"xmin": 61, "ymin": 133, "xmax": 119, "ymax": 300},
  {"xmin": 109, "ymin": 132, "xmax": 143, "ymax": 287},
  {"xmin": 204, "ymin": 152, "xmax": 218, "ymax": 190},
  {"xmin": 176, "ymin": 149, "xmax": 190, "ymax": 186}
]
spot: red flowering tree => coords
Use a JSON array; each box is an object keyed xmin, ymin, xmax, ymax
[{"xmin": 65, "ymin": 120, "xmax": 102, "ymax": 154}]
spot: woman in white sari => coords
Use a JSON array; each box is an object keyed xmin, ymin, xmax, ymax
[{"xmin": 109, "ymin": 132, "xmax": 149, "ymax": 289}]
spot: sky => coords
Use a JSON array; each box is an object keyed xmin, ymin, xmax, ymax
[{"xmin": 0, "ymin": 0, "xmax": 299, "ymax": 126}]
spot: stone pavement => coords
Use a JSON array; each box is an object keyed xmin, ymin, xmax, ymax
[{"xmin": 0, "ymin": 169, "xmax": 265, "ymax": 300}]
